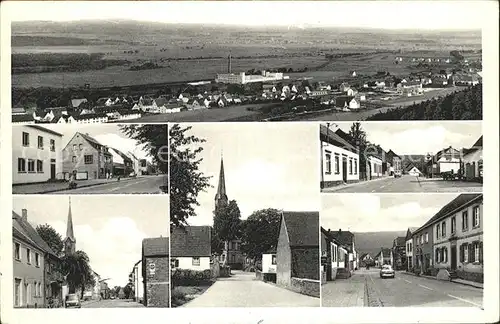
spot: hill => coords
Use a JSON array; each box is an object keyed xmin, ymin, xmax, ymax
[{"xmin": 354, "ymin": 231, "xmax": 406, "ymax": 257}]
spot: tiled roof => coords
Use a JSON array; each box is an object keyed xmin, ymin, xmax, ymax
[
  {"xmin": 329, "ymin": 230, "xmax": 354, "ymax": 251},
  {"xmin": 142, "ymin": 237, "xmax": 169, "ymax": 257},
  {"xmin": 12, "ymin": 114, "xmax": 34, "ymax": 123},
  {"xmin": 12, "ymin": 211, "xmax": 58, "ymax": 258},
  {"xmin": 320, "ymin": 124, "xmax": 357, "ymax": 153},
  {"xmin": 27, "ymin": 125, "xmax": 63, "ymax": 137},
  {"xmin": 282, "ymin": 211, "xmax": 319, "ymax": 247},
  {"xmin": 171, "ymin": 226, "xmax": 211, "ymax": 257}
]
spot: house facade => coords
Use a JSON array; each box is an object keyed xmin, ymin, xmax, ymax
[
  {"xmin": 412, "ymin": 223, "xmax": 433, "ymax": 274},
  {"xmin": 405, "ymin": 227, "xmax": 418, "ymax": 271},
  {"xmin": 392, "ymin": 237, "xmax": 407, "ymax": 270},
  {"xmin": 427, "ymin": 146, "xmax": 461, "ymax": 176},
  {"xmin": 367, "ymin": 155, "xmax": 383, "ymax": 179},
  {"xmin": 142, "ymin": 237, "xmax": 170, "ymax": 307},
  {"xmin": 171, "ymin": 226, "xmax": 211, "ymax": 271},
  {"xmin": 109, "ymin": 147, "xmax": 134, "ymax": 176},
  {"xmin": 13, "ymin": 126, "xmax": 63, "ymax": 184},
  {"xmin": 462, "ymin": 136, "xmax": 483, "ymax": 181},
  {"xmin": 328, "ymin": 229, "xmax": 357, "ymax": 272},
  {"xmin": 62, "ymin": 132, "xmax": 113, "ymax": 180},
  {"xmin": 320, "ymin": 124, "xmax": 359, "ymax": 188},
  {"xmin": 321, "ymin": 227, "xmax": 349, "ymax": 282},
  {"xmin": 375, "ymin": 248, "xmax": 392, "ymax": 267}
]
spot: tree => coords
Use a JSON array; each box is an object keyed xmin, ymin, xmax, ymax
[
  {"xmin": 169, "ymin": 124, "xmax": 211, "ymax": 228},
  {"xmin": 120, "ymin": 124, "xmax": 169, "ymax": 174},
  {"xmin": 240, "ymin": 209, "xmax": 282, "ymax": 260},
  {"xmin": 213, "ymin": 200, "xmax": 242, "ymax": 251},
  {"xmin": 61, "ymin": 250, "xmax": 95, "ymax": 299},
  {"xmin": 36, "ymin": 224, "xmax": 64, "ymax": 256},
  {"xmin": 349, "ymin": 122, "xmax": 368, "ymax": 180}
]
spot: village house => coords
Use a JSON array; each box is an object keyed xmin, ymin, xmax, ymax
[
  {"xmin": 367, "ymin": 154, "xmax": 383, "ymax": 180},
  {"xmin": 404, "ymin": 163, "xmax": 423, "ymax": 176},
  {"xmin": 185, "ymin": 98, "xmax": 204, "ymax": 110},
  {"xmin": 13, "ymin": 125, "xmax": 63, "ymax": 185},
  {"xmin": 142, "ymin": 237, "xmax": 170, "ymax": 307},
  {"xmin": 335, "ymin": 96, "xmax": 361, "ymax": 110},
  {"xmin": 386, "ymin": 150, "xmax": 402, "ymax": 176},
  {"xmin": 462, "ymin": 136, "xmax": 483, "ymax": 181},
  {"xmin": 72, "ymin": 113, "xmax": 109, "ymax": 124},
  {"xmin": 430, "ymin": 194, "xmax": 483, "ymax": 282},
  {"xmin": 62, "ymin": 132, "xmax": 113, "ymax": 180},
  {"xmin": 359, "ymin": 253, "xmax": 374, "ymax": 268},
  {"xmin": 427, "ymin": 146, "xmax": 461, "ymax": 177},
  {"xmin": 261, "ymin": 248, "xmax": 277, "ymax": 275},
  {"xmin": 321, "ymin": 227, "xmax": 349, "ymax": 282},
  {"xmin": 339, "ymin": 82, "xmax": 350, "ymax": 92},
  {"xmin": 391, "ymin": 236, "xmax": 407, "ymax": 270},
  {"xmin": 411, "ymin": 219, "xmax": 434, "ymax": 275},
  {"xmin": 328, "ymin": 229, "xmax": 358, "ymax": 272},
  {"xmin": 374, "ymin": 248, "xmax": 392, "ymax": 268},
  {"xmin": 405, "ymin": 227, "xmax": 418, "ymax": 271},
  {"xmin": 320, "ymin": 124, "xmax": 359, "ymax": 189},
  {"xmin": 276, "ymin": 211, "xmax": 320, "ymax": 297},
  {"xmin": 109, "ymin": 147, "xmax": 134, "ymax": 177},
  {"xmin": 170, "ymin": 226, "xmax": 211, "ymax": 271},
  {"xmin": 68, "ymin": 98, "xmax": 88, "ymax": 110}
]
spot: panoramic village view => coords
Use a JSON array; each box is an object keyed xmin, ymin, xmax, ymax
[
  {"xmin": 10, "ymin": 3, "xmax": 483, "ymax": 124},
  {"xmin": 320, "ymin": 122, "xmax": 483, "ymax": 193},
  {"xmin": 321, "ymin": 194, "xmax": 483, "ymax": 308},
  {"xmin": 169, "ymin": 123, "xmax": 320, "ymax": 307},
  {"xmin": 11, "ymin": 195, "xmax": 170, "ymax": 308},
  {"xmin": 12, "ymin": 124, "xmax": 168, "ymax": 194}
]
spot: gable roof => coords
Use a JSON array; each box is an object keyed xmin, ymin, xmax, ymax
[
  {"xmin": 328, "ymin": 230, "xmax": 354, "ymax": 251},
  {"xmin": 12, "ymin": 114, "xmax": 35, "ymax": 123},
  {"xmin": 406, "ymin": 227, "xmax": 419, "ymax": 240},
  {"xmin": 463, "ymin": 136, "xmax": 483, "ymax": 156},
  {"xmin": 27, "ymin": 125, "xmax": 63, "ymax": 137},
  {"xmin": 380, "ymin": 248, "xmax": 392, "ymax": 256},
  {"xmin": 12, "ymin": 211, "xmax": 58, "ymax": 258},
  {"xmin": 71, "ymin": 98, "xmax": 88, "ymax": 108},
  {"xmin": 142, "ymin": 237, "xmax": 169, "ymax": 257},
  {"xmin": 320, "ymin": 124, "xmax": 358, "ymax": 153},
  {"xmin": 171, "ymin": 226, "xmax": 211, "ymax": 257},
  {"xmin": 282, "ymin": 211, "xmax": 319, "ymax": 247}
]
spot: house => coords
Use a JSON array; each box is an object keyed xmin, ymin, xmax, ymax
[
  {"xmin": 262, "ymin": 248, "xmax": 277, "ymax": 274},
  {"xmin": 462, "ymin": 136, "xmax": 483, "ymax": 181},
  {"xmin": 170, "ymin": 226, "xmax": 211, "ymax": 271},
  {"xmin": 109, "ymin": 147, "xmax": 134, "ymax": 176},
  {"xmin": 392, "ymin": 237, "xmax": 407, "ymax": 270},
  {"xmin": 185, "ymin": 98, "xmax": 203, "ymax": 110},
  {"xmin": 404, "ymin": 163, "xmax": 423, "ymax": 176},
  {"xmin": 83, "ymin": 271, "xmax": 101, "ymax": 301},
  {"xmin": 405, "ymin": 227, "xmax": 419, "ymax": 271},
  {"xmin": 321, "ymin": 227, "xmax": 349, "ymax": 282},
  {"xmin": 142, "ymin": 237, "xmax": 170, "ymax": 307},
  {"xmin": 411, "ymin": 219, "xmax": 433, "ymax": 275},
  {"xmin": 69, "ymin": 98, "xmax": 88, "ymax": 109},
  {"xmin": 13, "ymin": 126, "xmax": 63, "ymax": 185},
  {"xmin": 385, "ymin": 150, "xmax": 402, "ymax": 176},
  {"xmin": 159, "ymin": 103, "xmax": 183, "ymax": 114},
  {"xmin": 137, "ymin": 97, "xmax": 158, "ymax": 113},
  {"xmin": 359, "ymin": 253, "xmax": 374, "ymax": 268},
  {"xmin": 367, "ymin": 154, "xmax": 383, "ymax": 179},
  {"xmin": 13, "ymin": 209, "xmax": 63, "ymax": 308},
  {"xmin": 54, "ymin": 114, "xmax": 77, "ymax": 124},
  {"xmin": 178, "ymin": 93, "xmax": 191, "ymax": 103},
  {"xmin": 72, "ymin": 113, "xmax": 108, "ymax": 124},
  {"xmin": 339, "ymin": 82, "xmax": 350, "ymax": 92},
  {"xmin": 328, "ymin": 229, "xmax": 358, "ymax": 272},
  {"xmin": 276, "ymin": 211, "xmax": 320, "ymax": 297},
  {"xmin": 335, "ymin": 96, "xmax": 361, "ymax": 110},
  {"xmin": 427, "ymin": 146, "xmax": 461, "ymax": 177},
  {"xmin": 320, "ymin": 124, "xmax": 359, "ymax": 188},
  {"xmin": 374, "ymin": 248, "xmax": 392, "ymax": 267},
  {"xmin": 138, "ymin": 159, "xmax": 155, "ymax": 175},
  {"xmin": 62, "ymin": 132, "xmax": 113, "ymax": 180},
  {"xmin": 430, "ymin": 194, "xmax": 483, "ymax": 282}
]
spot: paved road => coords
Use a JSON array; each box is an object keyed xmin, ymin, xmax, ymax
[
  {"xmin": 81, "ymin": 298, "xmax": 145, "ymax": 308},
  {"xmin": 364, "ymin": 269, "xmax": 483, "ymax": 308},
  {"xmin": 182, "ymin": 270, "xmax": 319, "ymax": 307},
  {"xmin": 322, "ymin": 272, "xmax": 365, "ymax": 307},
  {"xmin": 54, "ymin": 175, "xmax": 168, "ymax": 194},
  {"xmin": 323, "ymin": 175, "xmax": 482, "ymax": 193}
]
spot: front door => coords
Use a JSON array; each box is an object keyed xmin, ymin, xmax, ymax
[
  {"xmin": 50, "ymin": 159, "xmax": 56, "ymax": 180},
  {"xmin": 342, "ymin": 156, "xmax": 347, "ymax": 182},
  {"xmin": 451, "ymin": 245, "xmax": 457, "ymax": 270}
]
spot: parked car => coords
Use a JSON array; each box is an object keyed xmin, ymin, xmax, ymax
[
  {"xmin": 380, "ymin": 264, "xmax": 395, "ymax": 279},
  {"xmin": 129, "ymin": 172, "xmax": 137, "ymax": 178},
  {"xmin": 394, "ymin": 170, "xmax": 402, "ymax": 178},
  {"xmin": 65, "ymin": 294, "xmax": 81, "ymax": 308}
]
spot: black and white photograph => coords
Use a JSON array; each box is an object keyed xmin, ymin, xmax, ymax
[
  {"xmin": 321, "ymin": 193, "xmax": 483, "ymax": 308},
  {"xmin": 12, "ymin": 195, "xmax": 170, "ymax": 308},
  {"xmin": 12, "ymin": 124, "xmax": 168, "ymax": 194},
  {"xmin": 320, "ymin": 121, "xmax": 483, "ymax": 193},
  {"xmin": 9, "ymin": 2, "xmax": 482, "ymax": 124},
  {"xmin": 169, "ymin": 123, "xmax": 320, "ymax": 307}
]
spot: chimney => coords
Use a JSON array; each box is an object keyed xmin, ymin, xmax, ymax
[
  {"xmin": 22, "ymin": 209, "xmax": 28, "ymax": 221},
  {"xmin": 339, "ymin": 228, "xmax": 342, "ymax": 233}
]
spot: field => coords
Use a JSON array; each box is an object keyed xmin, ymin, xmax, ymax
[{"xmin": 11, "ymin": 21, "xmax": 482, "ymax": 89}]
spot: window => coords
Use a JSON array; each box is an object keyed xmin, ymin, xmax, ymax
[
  {"xmin": 15, "ymin": 243, "xmax": 21, "ymax": 260},
  {"xmin": 435, "ymin": 248, "xmax": 440, "ymax": 263},
  {"xmin": 325, "ymin": 152, "xmax": 332, "ymax": 174},
  {"xmin": 451, "ymin": 216, "xmax": 456, "ymax": 234},
  {"xmin": 354, "ymin": 159, "xmax": 358, "ymax": 175},
  {"xmin": 420, "ymin": 235, "xmax": 423, "ymax": 244},
  {"xmin": 441, "ymin": 221, "xmax": 446, "ymax": 237},
  {"xmin": 22, "ymin": 132, "xmax": 30, "ymax": 146},
  {"xmin": 39, "ymin": 283, "xmax": 42, "ymax": 297},
  {"xmin": 474, "ymin": 242, "xmax": 480, "ymax": 263},
  {"xmin": 50, "ymin": 139, "xmax": 55, "ymax": 152},
  {"xmin": 73, "ymin": 144, "xmax": 77, "ymax": 151},
  {"xmin": 72, "ymin": 156, "xmax": 77, "ymax": 163},
  {"xmin": 84, "ymin": 155, "xmax": 93, "ymax": 164},
  {"xmin": 28, "ymin": 159, "xmax": 35, "ymax": 172},
  {"xmin": 443, "ymin": 247, "xmax": 448, "ymax": 263},
  {"xmin": 79, "ymin": 144, "xmax": 83, "ymax": 151},
  {"xmin": 27, "ymin": 248, "xmax": 31, "ymax": 264},
  {"xmin": 272, "ymin": 255, "xmax": 277, "ymax": 265},
  {"xmin": 462, "ymin": 211, "xmax": 469, "ymax": 231},
  {"xmin": 38, "ymin": 136, "xmax": 44, "ymax": 149},
  {"xmin": 425, "ymin": 233, "xmax": 428, "ymax": 243},
  {"xmin": 473, "ymin": 206, "xmax": 480, "ymax": 227},
  {"xmin": 15, "ymin": 278, "xmax": 22, "ymax": 307},
  {"xmin": 334, "ymin": 154, "xmax": 340, "ymax": 174},
  {"xmin": 37, "ymin": 160, "xmax": 43, "ymax": 173},
  {"xmin": 18, "ymin": 158, "xmax": 26, "ymax": 172},
  {"xmin": 463, "ymin": 244, "xmax": 469, "ymax": 263},
  {"xmin": 436, "ymin": 224, "xmax": 440, "ymax": 239},
  {"xmin": 170, "ymin": 258, "xmax": 179, "ymax": 268},
  {"xmin": 192, "ymin": 257, "xmax": 200, "ymax": 266},
  {"xmin": 349, "ymin": 159, "xmax": 353, "ymax": 175},
  {"xmin": 35, "ymin": 253, "xmax": 40, "ymax": 267}
]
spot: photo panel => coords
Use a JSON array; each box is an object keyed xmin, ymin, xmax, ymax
[
  {"xmin": 169, "ymin": 122, "xmax": 320, "ymax": 307},
  {"xmin": 320, "ymin": 193, "xmax": 483, "ymax": 308}
]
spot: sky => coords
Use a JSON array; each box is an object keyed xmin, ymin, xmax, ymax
[
  {"xmin": 42, "ymin": 124, "xmax": 153, "ymax": 162},
  {"xmin": 6, "ymin": 1, "xmax": 488, "ymax": 30},
  {"xmin": 178, "ymin": 123, "xmax": 319, "ymax": 226},
  {"xmin": 331, "ymin": 121, "xmax": 482, "ymax": 155},
  {"xmin": 321, "ymin": 194, "xmax": 460, "ymax": 233},
  {"xmin": 13, "ymin": 195, "xmax": 169, "ymax": 288}
]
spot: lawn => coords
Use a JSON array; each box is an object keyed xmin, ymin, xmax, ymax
[{"xmin": 171, "ymin": 285, "xmax": 212, "ymax": 308}]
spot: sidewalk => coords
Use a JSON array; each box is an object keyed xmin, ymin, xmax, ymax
[
  {"xmin": 322, "ymin": 176, "xmax": 392, "ymax": 193},
  {"xmin": 402, "ymin": 271, "xmax": 483, "ymax": 289},
  {"xmin": 13, "ymin": 177, "xmax": 137, "ymax": 194},
  {"xmin": 322, "ymin": 275, "xmax": 365, "ymax": 307}
]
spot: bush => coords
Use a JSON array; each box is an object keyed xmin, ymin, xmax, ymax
[{"xmin": 171, "ymin": 269, "xmax": 213, "ymax": 286}]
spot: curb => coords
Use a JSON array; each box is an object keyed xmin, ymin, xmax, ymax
[
  {"xmin": 322, "ymin": 176, "xmax": 393, "ymax": 192},
  {"xmin": 402, "ymin": 272, "xmax": 483, "ymax": 289},
  {"xmin": 13, "ymin": 177, "xmax": 140, "ymax": 194}
]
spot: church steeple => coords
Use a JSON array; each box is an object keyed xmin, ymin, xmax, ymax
[
  {"xmin": 64, "ymin": 197, "xmax": 76, "ymax": 255},
  {"xmin": 214, "ymin": 154, "xmax": 228, "ymax": 210}
]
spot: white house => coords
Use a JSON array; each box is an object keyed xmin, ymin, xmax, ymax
[
  {"xmin": 405, "ymin": 227, "xmax": 418, "ymax": 271},
  {"xmin": 431, "ymin": 146, "xmax": 461, "ymax": 174},
  {"xmin": 462, "ymin": 136, "xmax": 483, "ymax": 181},
  {"xmin": 13, "ymin": 125, "xmax": 63, "ymax": 184},
  {"xmin": 262, "ymin": 251, "xmax": 277, "ymax": 274},
  {"xmin": 368, "ymin": 155, "xmax": 383, "ymax": 179},
  {"xmin": 320, "ymin": 124, "xmax": 359, "ymax": 189},
  {"xmin": 171, "ymin": 226, "xmax": 211, "ymax": 271},
  {"xmin": 408, "ymin": 166, "xmax": 423, "ymax": 177}
]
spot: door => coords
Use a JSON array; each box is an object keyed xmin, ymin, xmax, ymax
[
  {"xmin": 50, "ymin": 159, "xmax": 56, "ymax": 180},
  {"xmin": 342, "ymin": 156, "xmax": 347, "ymax": 182},
  {"xmin": 451, "ymin": 245, "xmax": 457, "ymax": 270},
  {"xmin": 15, "ymin": 279, "xmax": 21, "ymax": 307}
]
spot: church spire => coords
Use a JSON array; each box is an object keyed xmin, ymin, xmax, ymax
[
  {"xmin": 215, "ymin": 154, "xmax": 228, "ymax": 209},
  {"xmin": 64, "ymin": 197, "xmax": 76, "ymax": 255}
]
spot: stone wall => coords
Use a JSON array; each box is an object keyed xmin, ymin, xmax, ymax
[
  {"xmin": 290, "ymin": 278, "xmax": 320, "ymax": 298},
  {"xmin": 291, "ymin": 248, "xmax": 319, "ymax": 280},
  {"xmin": 144, "ymin": 256, "xmax": 169, "ymax": 307},
  {"xmin": 457, "ymin": 270, "xmax": 484, "ymax": 283}
]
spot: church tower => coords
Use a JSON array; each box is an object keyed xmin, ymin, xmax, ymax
[
  {"xmin": 214, "ymin": 155, "xmax": 228, "ymax": 210},
  {"xmin": 63, "ymin": 197, "xmax": 76, "ymax": 255}
]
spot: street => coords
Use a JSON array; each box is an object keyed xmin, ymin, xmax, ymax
[
  {"xmin": 322, "ymin": 175, "xmax": 482, "ymax": 193},
  {"xmin": 182, "ymin": 270, "xmax": 320, "ymax": 307},
  {"xmin": 322, "ymin": 269, "xmax": 483, "ymax": 308},
  {"xmin": 81, "ymin": 298, "xmax": 145, "ymax": 308},
  {"xmin": 53, "ymin": 175, "xmax": 168, "ymax": 194}
]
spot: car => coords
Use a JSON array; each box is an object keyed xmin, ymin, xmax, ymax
[
  {"xmin": 129, "ymin": 172, "xmax": 137, "ymax": 178},
  {"xmin": 394, "ymin": 170, "xmax": 402, "ymax": 178},
  {"xmin": 380, "ymin": 265, "xmax": 395, "ymax": 278},
  {"xmin": 65, "ymin": 294, "xmax": 81, "ymax": 308}
]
